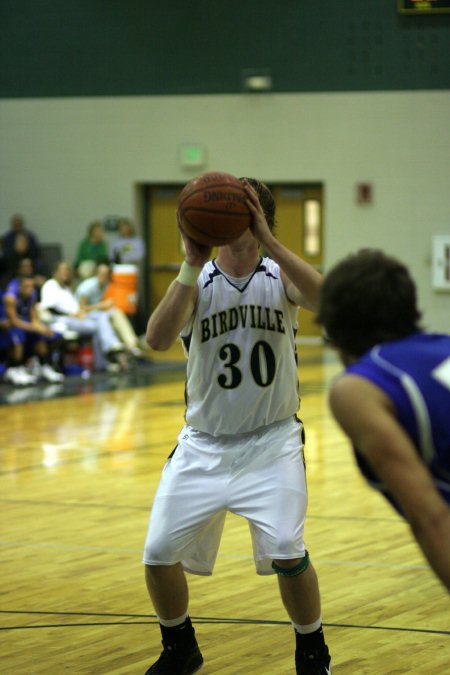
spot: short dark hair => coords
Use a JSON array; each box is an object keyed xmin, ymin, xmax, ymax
[
  {"xmin": 239, "ymin": 177, "xmax": 276, "ymax": 232},
  {"xmin": 317, "ymin": 249, "xmax": 422, "ymax": 357},
  {"xmin": 88, "ymin": 220, "xmax": 103, "ymax": 237}
]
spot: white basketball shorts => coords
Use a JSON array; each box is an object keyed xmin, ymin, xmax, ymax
[{"xmin": 142, "ymin": 416, "xmax": 307, "ymax": 575}]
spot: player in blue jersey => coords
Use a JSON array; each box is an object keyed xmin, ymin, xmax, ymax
[{"xmin": 317, "ymin": 249, "xmax": 450, "ymax": 591}]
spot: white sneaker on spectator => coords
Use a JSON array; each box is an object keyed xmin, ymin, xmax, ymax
[
  {"xmin": 62, "ymin": 329, "xmax": 79, "ymax": 340},
  {"xmin": 4, "ymin": 366, "xmax": 38, "ymax": 386},
  {"xmin": 4, "ymin": 367, "xmax": 22, "ymax": 385},
  {"xmin": 19, "ymin": 366, "xmax": 38, "ymax": 384},
  {"xmin": 41, "ymin": 364, "xmax": 65, "ymax": 383}
]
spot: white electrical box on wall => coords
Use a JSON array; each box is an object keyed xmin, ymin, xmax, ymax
[{"xmin": 432, "ymin": 234, "xmax": 450, "ymax": 291}]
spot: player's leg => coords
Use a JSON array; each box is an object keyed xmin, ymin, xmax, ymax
[
  {"xmin": 268, "ymin": 434, "xmax": 330, "ymax": 675},
  {"xmin": 274, "ymin": 555, "xmax": 321, "ymax": 624},
  {"xmin": 235, "ymin": 418, "xmax": 331, "ymax": 674},
  {"xmin": 143, "ymin": 563, "xmax": 202, "ymax": 675},
  {"xmin": 143, "ymin": 508, "xmax": 224, "ymax": 673},
  {"xmin": 3, "ymin": 329, "xmax": 36, "ymax": 385},
  {"xmin": 56, "ymin": 316, "xmax": 106, "ymax": 372},
  {"xmin": 144, "ymin": 562, "xmax": 188, "ymax": 620},
  {"xmin": 87, "ymin": 309, "xmax": 123, "ymax": 353},
  {"xmin": 109, "ymin": 308, "xmax": 140, "ymax": 352},
  {"xmin": 273, "ymin": 555, "xmax": 330, "ymax": 674},
  {"xmin": 29, "ymin": 334, "xmax": 65, "ymax": 382},
  {"xmin": 142, "ymin": 428, "xmax": 226, "ymax": 674}
]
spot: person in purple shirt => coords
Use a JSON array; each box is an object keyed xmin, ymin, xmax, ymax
[
  {"xmin": 6, "ymin": 256, "xmax": 47, "ymax": 301},
  {"xmin": 3, "ymin": 276, "xmax": 64, "ymax": 383},
  {"xmin": 0, "ymin": 290, "xmax": 36, "ymax": 385},
  {"xmin": 317, "ymin": 249, "xmax": 450, "ymax": 591}
]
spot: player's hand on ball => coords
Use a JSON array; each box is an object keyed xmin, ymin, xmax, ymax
[
  {"xmin": 243, "ymin": 180, "xmax": 274, "ymax": 247},
  {"xmin": 177, "ymin": 210, "xmax": 212, "ymax": 266}
]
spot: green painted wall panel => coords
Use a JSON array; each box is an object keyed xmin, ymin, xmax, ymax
[{"xmin": 1, "ymin": 0, "xmax": 449, "ymax": 98}]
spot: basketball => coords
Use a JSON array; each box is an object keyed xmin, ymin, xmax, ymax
[{"xmin": 178, "ymin": 171, "xmax": 252, "ymax": 246}]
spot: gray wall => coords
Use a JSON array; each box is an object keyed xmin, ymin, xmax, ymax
[
  {"xmin": 1, "ymin": 1, "xmax": 449, "ymax": 330},
  {"xmin": 1, "ymin": 91, "xmax": 449, "ymax": 330}
]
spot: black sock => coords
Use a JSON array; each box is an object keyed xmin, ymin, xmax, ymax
[
  {"xmin": 160, "ymin": 617, "xmax": 195, "ymax": 645},
  {"xmin": 295, "ymin": 626, "xmax": 327, "ymax": 654}
]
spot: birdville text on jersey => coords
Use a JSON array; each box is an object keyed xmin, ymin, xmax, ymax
[{"xmin": 201, "ymin": 305, "xmax": 286, "ymax": 343}]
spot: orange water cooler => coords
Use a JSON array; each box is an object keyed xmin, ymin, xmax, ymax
[{"xmin": 104, "ymin": 264, "xmax": 138, "ymax": 315}]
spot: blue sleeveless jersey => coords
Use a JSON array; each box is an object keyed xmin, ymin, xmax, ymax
[{"xmin": 346, "ymin": 332, "xmax": 450, "ymax": 512}]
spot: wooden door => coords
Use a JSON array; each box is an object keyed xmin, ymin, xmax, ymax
[
  {"xmin": 272, "ymin": 185, "xmax": 324, "ymax": 341},
  {"xmin": 147, "ymin": 186, "xmax": 183, "ymax": 312}
]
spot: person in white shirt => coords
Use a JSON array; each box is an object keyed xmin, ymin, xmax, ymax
[
  {"xmin": 75, "ymin": 263, "xmax": 145, "ymax": 358},
  {"xmin": 40, "ymin": 261, "xmax": 124, "ymax": 372}
]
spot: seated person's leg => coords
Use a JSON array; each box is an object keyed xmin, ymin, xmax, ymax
[
  {"xmin": 86, "ymin": 311, "xmax": 128, "ymax": 371},
  {"xmin": 87, "ymin": 311, "xmax": 123, "ymax": 353},
  {"xmin": 2, "ymin": 329, "xmax": 36, "ymax": 385},
  {"xmin": 110, "ymin": 308, "xmax": 140, "ymax": 352},
  {"xmin": 49, "ymin": 316, "xmax": 106, "ymax": 372},
  {"xmin": 26, "ymin": 333, "xmax": 64, "ymax": 383}
]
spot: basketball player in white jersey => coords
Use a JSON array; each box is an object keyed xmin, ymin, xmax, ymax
[{"xmin": 143, "ymin": 179, "xmax": 331, "ymax": 674}]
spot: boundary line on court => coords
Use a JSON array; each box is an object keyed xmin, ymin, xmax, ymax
[{"xmin": 0, "ymin": 610, "xmax": 448, "ymax": 636}]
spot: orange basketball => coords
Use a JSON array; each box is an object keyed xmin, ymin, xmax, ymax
[{"xmin": 178, "ymin": 171, "xmax": 252, "ymax": 246}]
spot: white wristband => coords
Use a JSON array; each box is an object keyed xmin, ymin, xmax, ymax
[{"xmin": 176, "ymin": 260, "xmax": 202, "ymax": 286}]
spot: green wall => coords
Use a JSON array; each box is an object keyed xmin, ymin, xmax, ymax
[{"xmin": 1, "ymin": 0, "xmax": 449, "ymax": 97}]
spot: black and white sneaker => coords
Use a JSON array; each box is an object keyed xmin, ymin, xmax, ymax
[
  {"xmin": 145, "ymin": 639, "xmax": 203, "ymax": 674},
  {"xmin": 296, "ymin": 646, "xmax": 331, "ymax": 674}
]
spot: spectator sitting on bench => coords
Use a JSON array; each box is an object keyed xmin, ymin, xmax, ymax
[
  {"xmin": 39, "ymin": 261, "xmax": 127, "ymax": 372},
  {"xmin": 109, "ymin": 218, "xmax": 144, "ymax": 265},
  {"xmin": 3, "ymin": 276, "xmax": 64, "ymax": 383},
  {"xmin": 0, "ymin": 289, "xmax": 37, "ymax": 386},
  {"xmin": 75, "ymin": 263, "xmax": 147, "ymax": 360},
  {"xmin": 74, "ymin": 220, "xmax": 109, "ymax": 281},
  {"xmin": 6, "ymin": 256, "xmax": 47, "ymax": 301}
]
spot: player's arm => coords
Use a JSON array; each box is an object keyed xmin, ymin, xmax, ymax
[
  {"xmin": 244, "ymin": 182, "xmax": 321, "ymax": 310},
  {"xmin": 330, "ymin": 374, "xmax": 450, "ymax": 591},
  {"xmin": 5, "ymin": 294, "xmax": 53, "ymax": 335},
  {"xmin": 29, "ymin": 301, "xmax": 55, "ymax": 336},
  {"xmin": 4, "ymin": 293, "xmax": 31, "ymax": 331},
  {"xmin": 146, "ymin": 279, "xmax": 198, "ymax": 351},
  {"xmin": 146, "ymin": 216, "xmax": 212, "ymax": 351}
]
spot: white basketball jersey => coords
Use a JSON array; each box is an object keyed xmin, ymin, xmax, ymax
[{"xmin": 181, "ymin": 257, "xmax": 300, "ymax": 436}]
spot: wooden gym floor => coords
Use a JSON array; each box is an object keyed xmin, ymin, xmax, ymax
[{"xmin": 1, "ymin": 343, "xmax": 448, "ymax": 674}]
